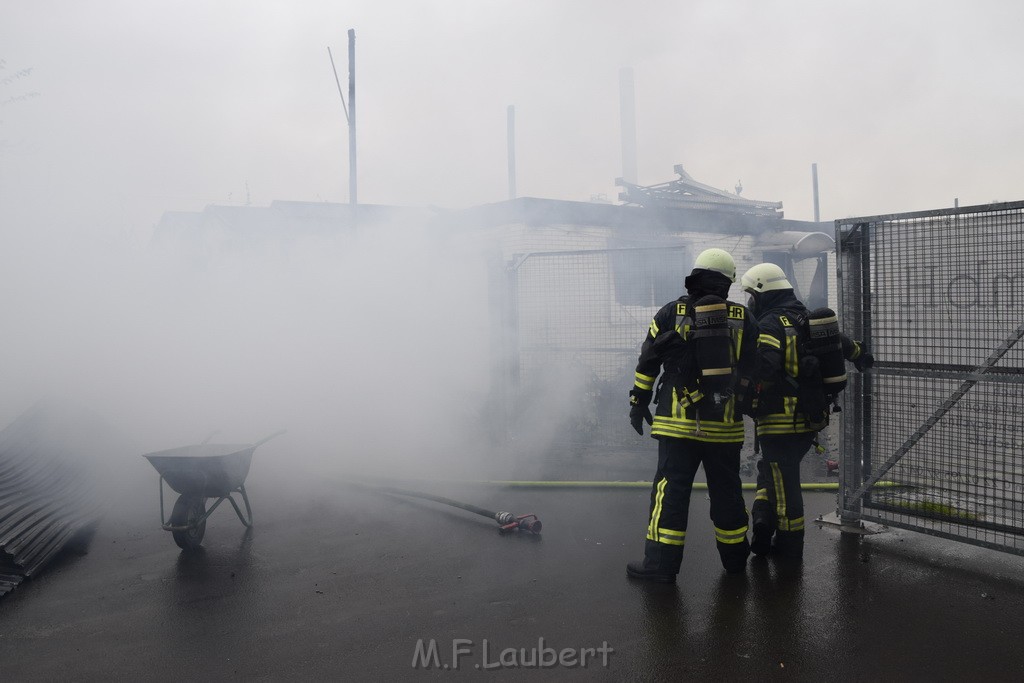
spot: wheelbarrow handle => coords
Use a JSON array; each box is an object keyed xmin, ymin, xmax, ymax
[{"xmin": 253, "ymin": 429, "xmax": 288, "ymax": 448}]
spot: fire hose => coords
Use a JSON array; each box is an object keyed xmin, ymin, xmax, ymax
[
  {"xmin": 350, "ymin": 482, "xmax": 542, "ymax": 534},
  {"xmin": 344, "ymin": 479, "xmax": 900, "ymax": 535},
  {"xmin": 431, "ymin": 481, "xmax": 901, "ymax": 490}
]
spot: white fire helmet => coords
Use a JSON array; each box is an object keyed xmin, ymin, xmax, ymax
[
  {"xmin": 741, "ymin": 262, "xmax": 793, "ymax": 293},
  {"xmin": 692, "ymin": 248, "xmax": 737, "ymax": 283}
]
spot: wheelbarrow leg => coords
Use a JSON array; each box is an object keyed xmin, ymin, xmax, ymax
[{"xmin": 226, "ymin": 485, "xmax": 254, "ymax": 528}]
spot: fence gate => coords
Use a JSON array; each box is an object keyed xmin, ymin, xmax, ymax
[{"xmin": 837, "ymin": 202, "xmax": 1024, "ymax": 555}]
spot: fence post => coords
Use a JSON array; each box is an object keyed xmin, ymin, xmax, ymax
[{"xmin": 837, "ymin": 221, "xmax": 865, "ymax": 527}]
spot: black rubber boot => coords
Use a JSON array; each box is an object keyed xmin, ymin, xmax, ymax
[
  {"xmin": 720, "ymin": 541, "xmax": 750, "ymax": 574},
  {"xmin": 772, "ymin": 529, "xmax": 804, "ymax": 559},
  {"xmin": 626, "ymin": 540, "xmax": 684, "ymax": 583},
  {"xmin": 750, "ymin": 511, "xmax": 774, "ymax": 557},
  {"xmin": 750, "ymin": 459, "xmax": 774, "ymax": 557}
]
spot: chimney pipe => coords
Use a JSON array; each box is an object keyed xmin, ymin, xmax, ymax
[
  {"xmin": 348, "ymin": 29, "xmax": 357, "ymax": 208},
  {"xmin": 811, "ymin": 162, "xmax": 820, "ymax": 222},
  {"xmin": 619, "ymin": 67, "xmax": 638, "ymax": 185},
  {"xmin": 507, "ymin": 105, "xmax": 517, "ymax": 200}
]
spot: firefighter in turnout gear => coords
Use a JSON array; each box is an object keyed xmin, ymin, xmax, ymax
[
  {"xmin": 626, "ymin": 248, "xmax": 758, "ymax": 582},
  {"xmin": 740, "ymin": 262, "xmax": 874, "ymax": 559}
]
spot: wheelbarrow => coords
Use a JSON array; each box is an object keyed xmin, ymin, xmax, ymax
[{"xmin": 142, "ymin": 430, "xmax": 285, "ymax": 550}]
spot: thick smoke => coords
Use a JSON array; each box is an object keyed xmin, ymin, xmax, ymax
[{"xmin": 0, "ymin": 214, "xmax": 501, "ymax": 501}]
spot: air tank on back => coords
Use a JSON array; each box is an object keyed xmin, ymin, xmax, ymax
[
  {"xmin": 690, "ymin": 295, "xmax": 734, "ymax": 403},
  {"xmin": 805, "ymin": 307, "xmax": 847, "ymax": 395}
]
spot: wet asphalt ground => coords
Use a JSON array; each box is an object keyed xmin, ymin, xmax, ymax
[{"xmin": 3, "ymin": 455, "xmax": 1024, "ymax": 682}]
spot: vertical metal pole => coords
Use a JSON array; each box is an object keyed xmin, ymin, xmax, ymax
[
  {"xmin": 487, "ymin": 251, "xmax": 509, "ymax": 440},
  {"xmin": 507, "ymin": 105, "xmax": 517, "ymax": 200},
  {"xmin": 812, "ymin": 163, "xmax": 821, "ymax": 222},
  {"xmin": 348, "ymin": 29, "xmax": 357, "ymax": 209},
  {"xmin": 859, "ymin": 222, "xmax": 873, "ymax": 507},
  {"xmin": 838, "ymin": 221, "xmax": 864, "ymax": 526},
  {"xmin": 839, "ymin": 222, "xmax": 856, "ymax": 520},
  {"xmin": 619, "ymin": 67, "xmax": 638, "ymax": 184},
  {"xmin": 506, "ymin": 258, "xmax": 522, "ymax": 395}
]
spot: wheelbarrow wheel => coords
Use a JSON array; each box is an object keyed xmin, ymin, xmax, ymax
[{"xmin": 170, "ymin": 495, "xmax": 207, "ymax": 550}]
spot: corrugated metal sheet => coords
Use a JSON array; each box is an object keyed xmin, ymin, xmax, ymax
[
  {"xmin": 0, "ymin": 570, "xmax": 23, "ymax": 597},
  {"xmin": 0, "ymin": 400, "xmax": 112, "ymax": 597}
]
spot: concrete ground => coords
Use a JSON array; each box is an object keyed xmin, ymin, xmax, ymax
[{"xmin": 3, "ymin": 458, "xmax": 1024, "ymax": 681}]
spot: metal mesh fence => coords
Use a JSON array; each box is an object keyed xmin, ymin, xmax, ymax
[
  {"xmin": 837, "ymin": 203, "xmax": 1024, "ymax": 554},
  {"xmin": 499, "ymin": 246, "xmax": 690, "ymax": 452}
]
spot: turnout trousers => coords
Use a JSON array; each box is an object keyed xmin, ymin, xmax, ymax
[
  {"xmin": 645, "ymin": 437, "xmax": 750, "ymax": 573},
  {"xmin": 751, "ymin": 432, "xmax": 817, "ymax": 558}
]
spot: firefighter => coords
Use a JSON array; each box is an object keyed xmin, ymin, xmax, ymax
[
  {"xmin": 626, "ymin": 248, "xmax": 758, "ymax": 583},
  {"xmin": 740, "ymin": 262, "xmax": 874, "ymax": 559}
]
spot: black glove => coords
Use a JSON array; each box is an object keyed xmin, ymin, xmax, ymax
[
  {"xmin": 854, "ymin": 352, "xmax": 874, "ymax": 372},
  {"xmin": 629, "ymin": 389, "xmax": 654, "ymax": 435}
]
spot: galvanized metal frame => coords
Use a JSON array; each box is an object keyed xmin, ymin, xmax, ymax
[{"xmin": 837, "ymin": 201, "xmax": 1024, "ymax": 555}]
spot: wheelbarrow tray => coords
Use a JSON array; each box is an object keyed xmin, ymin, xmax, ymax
[{"xmin": 143, "ymin": 444, "xmax": 255, "ymax": 498}]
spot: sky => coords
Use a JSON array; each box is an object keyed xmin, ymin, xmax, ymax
[
  {"xmin": 2, "ymin": 1, "xmax": 1024, "ymax": 480},
  {"xmin": 4, "ymin": 0, "xmax": 1024, "ymax": 239}
]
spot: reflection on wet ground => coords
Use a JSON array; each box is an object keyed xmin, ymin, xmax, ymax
[{"xmin": 2, "ymin": 479, "xmax": 1024, "ymax": 680}]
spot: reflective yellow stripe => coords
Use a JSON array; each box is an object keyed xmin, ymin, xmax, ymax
[
  {"xmin": 769, "ymin": 467, "xmax": 803, "ymax": 531},
  {"xmin": 779, "ymin": 516, "xmax": 805, "ymax": 532},
  {"xmin": 647, "ymin": 478, "xmax": 668, "ymax": 541},
  {"xmin": 653, "ymin": 418, "xmax": 744, "ymax": 433},
  {"xmin": 771, "ymin": 462, "xmax": 787, "ymax": 523},
  {"xmin": 758, "ymin": 334, "xmax": 782, "ymax": 349},
  {"xmin": 714, "ymin": 525, "xmax": 749, "ymax": 544},
  {"xmin": 785, "ymin": 333, "xmax": 798, "ymax": 377},
  {"xmin": 653, "ymin": 527, "xmax": 686, "ymax": 546},
  {"xmin": 756, "ymin": 423, "xmax": 818, "ymax": 436},
  {"xmin": 754, "ymin": 488, "xmax": 769, "ymax": 502},
  {"xmin": 757, "ymin": 414, "xmax": 799, "ymax": 425},
  {"xmin": 634, "ymin": 371, "xmax": 656, "ymax": 391},
  {"xmin": 755, "ymin": 398, "xmax": 820, "ymax": 435},
  {"xmin": 675, "ymin": 387, "xmax": 705, "ymax": 409},
  {"xmin": 651, "ymin": 416, "xmax": 745, "ymax": 442},
  {"xmin": 649, "ymin": 320, "xmax": 659, "ymax": 337},
  {"xmin": 850, "ymin": 341, "xmax": 862, "ymax": 359},
  {"xmin": 651, "ymin": 429, "xmax": 744, "ymax": 443}
]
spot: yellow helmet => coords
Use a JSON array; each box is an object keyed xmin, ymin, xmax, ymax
[
  {"xmin": 741, "ymin": 262, "xmax": 792, "ymax": 293},
  {"xmin": 692, "ymin": 248, "xmax": 736, "ymax": 282}
]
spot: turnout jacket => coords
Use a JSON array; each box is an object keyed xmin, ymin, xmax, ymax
[
  {"xmin": 751, "ymin": 290, "xmax": 867, "ymax": 436},
  {"xmin": 633, "ymin": 295, "xmax": 758, "ymax": 443}
]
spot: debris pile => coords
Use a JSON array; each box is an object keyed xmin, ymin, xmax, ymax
[{"xmin": 0, "ymin": 400, "xmax": 118, "ymax": 598}]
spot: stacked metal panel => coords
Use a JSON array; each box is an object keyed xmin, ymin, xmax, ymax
[
  {"xmin": 0, "ymin": 401, "xmax": 107, "ymax": 597},
  {"xmin": 0, "ymin": 567, "xmax": 22, "ymax": 596}
]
